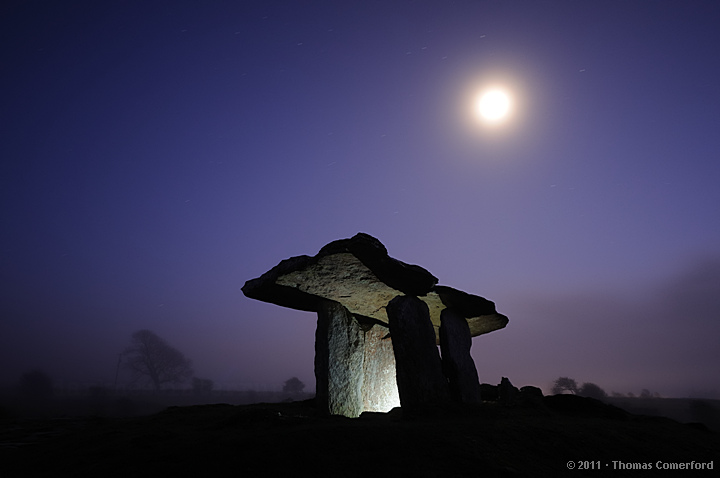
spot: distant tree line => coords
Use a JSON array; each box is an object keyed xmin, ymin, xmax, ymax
[
  {"xmin": 611, "ymin": 389, "xmax": 661, "ymax": 399},
  {"xmin": 121, "ymin": 329, "xmax": 307, "ymax": 395},
  {"xmin": 551, "ymin": 377, "xmax": 661, "ymax": 400},
  {"xmin": 6, "ymin": 329, "xmax": 308, "ymax": 414}
]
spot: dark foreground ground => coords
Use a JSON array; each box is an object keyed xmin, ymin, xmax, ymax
[{"xmin": 1, "ymin": 395, "xmax": 718, "ymax": 477}]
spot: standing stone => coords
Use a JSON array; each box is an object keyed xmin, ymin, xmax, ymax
[
  {"xmin": 440, "ymin": 308, "xmax": 482, "ymax": 404},
  {"xmin": 499, "ymin": 377, "xmax": 519, "ymax": 404},
  {"xmin": 362, "ymin": 324, "xmax": 399, "ymax": 412},
  {"xmin": 315, "ymin": 300, "xmax": 365, "ymax": 417},
  {"xmin": 387, "ymin": 295, "xmax": 450, "ymax": 412}
]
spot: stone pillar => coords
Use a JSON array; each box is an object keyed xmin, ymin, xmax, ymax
[
  {"xmin": 440, "ymin": 308, "xmax": 481, "ymax": 404},
  {"xmin": 386, "ymin": 295, "xmax": 450, "ymax": 412},
  {"xmin": 362, "ymin": 323, "xmax": 399, "ymax": 412},
  {"xmin": 499, "ymin": 377, "xmax": 518, "ymax": 404},
  {"xmin": 315, "ymin": 300, "xmax": 365, "ymax": 417}
]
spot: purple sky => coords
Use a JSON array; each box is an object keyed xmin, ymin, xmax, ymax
[{"xmin": 2, "ymin": 1, "xmax": 719, "ymax": 398}]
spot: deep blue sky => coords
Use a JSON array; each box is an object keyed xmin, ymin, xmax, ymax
[{"xmin": 2, "ymin": 1, "xmax": 719, "ymax": 397}]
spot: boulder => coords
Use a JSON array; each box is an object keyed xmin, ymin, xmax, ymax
[
  {"xmin": 520, "ymin": 385, "xmax": 544, "ymax": 399},
  {"xmin": 387, "ymin": 296, "xmax": 450, "ymax": 412},
  {"xmin": 440, "ymin": 308, "xmax": 481, "ymax": 404},
  {"xmin": 481, "ymin": 382, "xmax": 544, "ymax": 406},
  {"xmin": 518, "ymin": 385, "xmax": 545, "ymax": 408},
  {"xmin": 480, "ymin": 383, "xmax": 499, "ymax": 402},
  {"xmin": 499, "ymin": 377, "xmax": 519, "ymax": 404}
]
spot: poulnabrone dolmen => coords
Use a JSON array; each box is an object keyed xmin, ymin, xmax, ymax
[{"xmin": 242, "ymin": 233, "xmax": 508, "ymax": 417}]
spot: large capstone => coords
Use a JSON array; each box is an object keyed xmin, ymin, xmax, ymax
[
  {"xmin": 241, "ymin": 233, "xmax": 509, "ymax": 343},
  {"xmin": 387, "ymin": 295, "xmax": 450, "ymax": 411},
  {"xmin": 440, "ymin": 308, "xmax": 482, "ymax": 404}
]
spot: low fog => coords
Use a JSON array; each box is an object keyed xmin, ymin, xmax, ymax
[{"xmin": 2, "ymin": 256, "xmax": 718, "ymax": 407}]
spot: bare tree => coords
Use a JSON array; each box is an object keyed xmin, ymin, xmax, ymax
[
  {"xmin": 578, "ymin": 382, "xmax": 607, "ymax": 400},
  {"xmin": 123, "ymin": 329, "xmax": 193, "ymax": 391},
  {"xmin": 551, "ymin": 377, "xmax": 579, "ymax": 395},
  {"xmin": 283, "ymin": 377, "xmax": 305, "ymax": 394}
]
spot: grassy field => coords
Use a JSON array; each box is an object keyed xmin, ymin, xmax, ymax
[{"xmin": 1, "ymin": 394, "xmax": 718, "ymax": 477}]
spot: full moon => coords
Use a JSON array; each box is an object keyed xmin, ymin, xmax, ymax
[{"xmin": 475, "ymin": 89, "xmax": 512, "ymax": 123}]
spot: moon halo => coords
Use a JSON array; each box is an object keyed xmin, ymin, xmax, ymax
[{"xmin": 475, "ymin": 89, "xmax": 512, "ymax": 123}]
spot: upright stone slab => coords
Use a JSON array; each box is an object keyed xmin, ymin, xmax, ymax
[
  {"xmin": 387, "ymin": 295, "xmax": 450, "ymax": 412},
  {"xmin": 315, "ymin": 300, "xmax": 365, "ymax": 417},
  {"xmin": 362, "ymin": 324, "xmax": 399, "ymax": 412},
  {"xmin": 440, "ymin": 308, "xmax": 482, "ymax": 404},
  {"xmin": 499, "ymin": 376, "xmax": 519, "ymax": 405}
]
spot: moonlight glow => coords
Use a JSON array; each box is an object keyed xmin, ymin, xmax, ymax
[{"xmin": 475, "ymin": 89, "xmax": 512, "ymax": 123}]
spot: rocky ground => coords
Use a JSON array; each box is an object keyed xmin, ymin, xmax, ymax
[{"xmin": 1, "ymin": 395, "xmax": 718, "ymax": 477}]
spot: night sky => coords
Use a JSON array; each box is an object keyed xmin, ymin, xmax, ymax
[{"xmin": 2, "ymin": 1, "xmax": 719, "ymax": 398}]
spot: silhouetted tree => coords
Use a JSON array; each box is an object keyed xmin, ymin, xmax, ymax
[
  {"xmin": 640, "ymin": 388, "xmax": 652, "ymax": 399},
  {"xmin": 18, "ymin": 370, "xmax": 54, "ymax": 402},
  {"xmin": 578, "ymin": 382, "xmax": 607, "ymax": 400},
  {"xmin": 123, "ymin": 329, "xmax": 193, "ymax": 391},
  {"xmin": 283, "ymin": 377, "xmax": 305, "ymax": 394},
  {"xmin": 551, "ymin": 377, "xmax": 578, "ymax": 395}
]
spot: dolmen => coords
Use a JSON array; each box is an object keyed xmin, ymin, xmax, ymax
[{"xmin": 242, "ymin": 233, "xmax": 508, "ymax": 417}]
